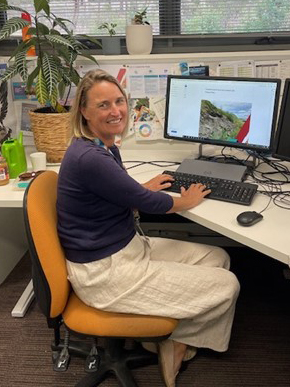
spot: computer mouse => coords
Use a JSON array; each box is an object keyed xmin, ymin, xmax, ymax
[{"xmin": 236, "ymin": 211, "xmax": 263, "ymax": 227}]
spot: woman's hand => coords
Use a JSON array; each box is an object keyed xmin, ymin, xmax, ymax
[
  {"xmin": 142, "ymin": 174, "xmax": 174, "ymax": 192},
  {"xmin": 167, "ymin": 183, "xmax": 211, "ymax": 213}
]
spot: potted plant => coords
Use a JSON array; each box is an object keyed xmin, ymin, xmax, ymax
[
  {"xmin": 126, "ymin": 7, "xmax": 153, "ymax": 55},
  {"xmin": 0, "ymin": 81, "xmax": 12, "ymax": 145},
  {"xmin": 0, "ymin": 0, "xmax": 100, "ymax": 162},
  {"xmin": 98, "ymin": 22, "xmax": 121, "ymax": 55}
]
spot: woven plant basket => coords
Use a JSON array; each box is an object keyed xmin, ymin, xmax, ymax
[{"xmin": 29, "ymin": 107, "xmax": 71, "ymax": 163}]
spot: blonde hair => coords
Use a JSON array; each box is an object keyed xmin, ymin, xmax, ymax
[{"xmin": 69, "ymin": 69, "xmax": 128, "ymax": 140}]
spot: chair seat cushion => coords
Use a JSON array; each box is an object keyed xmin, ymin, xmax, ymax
[{"xmin": 63, "ymin": 292, "xmax": 178, "ymax": 338}]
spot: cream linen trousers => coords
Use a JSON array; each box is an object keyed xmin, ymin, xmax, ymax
[{"xmin": 66, "ymin": 233, "xmax": 240, "ymax": 352}]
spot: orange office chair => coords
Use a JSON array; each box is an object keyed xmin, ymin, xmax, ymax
[{"xmin": 23, "ymin": 170, "xmax": 178, "ymax": 387}]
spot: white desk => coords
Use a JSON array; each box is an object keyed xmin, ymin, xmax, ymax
[
  {"xmin": 122, "ymin": 150, "xmax": 290, "ymax": 267},
  {"xmin": 1, "ymin": 150, "xmax": 289, "ymax": 317}
]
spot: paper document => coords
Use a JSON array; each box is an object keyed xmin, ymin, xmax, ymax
[
  {"xmin": 131, "ymin": 97, "xmax": 164, "ymax": 141},
  {"xmin": 255, "ymin": 61, "xmax": 280, "ymax": 78},
  {"xmin": 127, "ymin": 64, "xmax": 170, "ymax": 98},
  {"xmin": 150, "ymin": 96, "xmax": 166, "ymax": 128},
  {"xmin": 217, "ymin": 61, "xmax": 254, "ymax": 77}
]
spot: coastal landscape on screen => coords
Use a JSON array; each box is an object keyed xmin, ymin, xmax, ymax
[{"xmin": 199, "ymin": 100, "xmax": 252, "ymax": 143}]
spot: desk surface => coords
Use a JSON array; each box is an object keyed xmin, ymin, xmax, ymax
[
  {"xmin": 1, "ymin": 150, "xmax": 289, "ymax": 266},
  {"xmin": 123, "ymin": 150, "xmax": 290, "ymax": 267}
]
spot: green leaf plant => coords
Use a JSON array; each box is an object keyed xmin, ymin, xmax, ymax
[
  {"xmin": 133, "ymin": 7, "xmax": 150, "ymax": 25},
  {"xmin": 0, "ymin": 0, "xmax": 100, "ymax": 113},
  {"xmin": 98, "ymin": 22, "xmax": 117, "ymax": 37}
]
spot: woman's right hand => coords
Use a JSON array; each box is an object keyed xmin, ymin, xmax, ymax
[{"xmin": 167, "ymin": 183, "xmax": 211, "ymax": 213}]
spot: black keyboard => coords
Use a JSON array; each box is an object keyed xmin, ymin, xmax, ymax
[{"xmin": 162, "ymin": 170, "xmax": 258, "ymax": 206}]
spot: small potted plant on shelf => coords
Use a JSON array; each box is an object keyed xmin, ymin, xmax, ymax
[
  {"xmin": 0, "ymin": 0, "xmax": 101, "ymax": 162},
  {"xmin": 98, "ymin": 22, "xmax": 121, "ymax": 55},
  {"xmin": 126, "ymin": 7, "xmax": 153, "ymax": 55},
  {"xmin": 133, "ymin": 8, "xmax": 150, "ymax": 25}
]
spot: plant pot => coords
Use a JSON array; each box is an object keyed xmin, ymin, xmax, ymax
[
  {"xmin": 29, "ymin": 107, "xmax": 71, "ymax": 163},
  {"xmin": 125, "ymin": 24, "xmax": 153, "ymax": 55},
  {"xmin": 102, "ymin": 36, "xmax": 121, "ymax": 55}
]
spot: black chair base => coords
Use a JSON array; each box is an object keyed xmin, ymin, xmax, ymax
[
  {"xmin": 52, "ymin": 337, "xmax": 158, "ymax": 387},
  {"xmin": 52, "ymin": 339, "xmax": 92, "ymax": 359},
  {"xmin": 76, "ymin": 339, "xmax": 158, "ymax": 387}
]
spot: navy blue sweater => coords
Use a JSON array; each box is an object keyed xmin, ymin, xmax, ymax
[{"xmin": 57, "ymin": 138, "xmax": 173, "ymax": 263}]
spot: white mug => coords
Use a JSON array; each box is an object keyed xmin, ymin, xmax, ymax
[{"xmin": 30, "ymin": 152, "xmax": 47, "ymax": 171}]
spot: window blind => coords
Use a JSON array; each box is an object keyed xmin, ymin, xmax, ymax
[
  {"xmin": 3, "ymin": 0, "xmax": 290, "ymax": 37},
  {"xmin": 5, "ymin": 0, "xmax": 160, "ymax": 35},
  {"xmin": 180, "ymin": 0, "xmax": 290, "ymax": 34}
]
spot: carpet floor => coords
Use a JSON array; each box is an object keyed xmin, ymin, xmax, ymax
[{"xmin": 1, "ymin": 247, "xmax": 290, "ymax": 387}]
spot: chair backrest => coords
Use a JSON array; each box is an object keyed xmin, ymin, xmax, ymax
[{"xmin": 23, "ymin": 170, "xmax": 70, "ymax": 318}]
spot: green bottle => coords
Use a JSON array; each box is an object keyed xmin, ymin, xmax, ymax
[{"xmin": 1, "ymin": 132, "xmax": 27, "ymax": 178}]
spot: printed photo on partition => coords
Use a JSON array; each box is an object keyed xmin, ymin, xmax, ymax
[
  {"xmin": 198, "ymin": 100, "xmax": 252, "ymax": 144},
  {"xmin": 58, "ymin": 85, "xmax": 77, "ymax": 106},
  {"xmin": 0, "ymin": 71, "xmax": 12, "ymax": 145},
  {"xmin": 133, "ymin": 98, "xmax": 155, "ymax": 122},
  {"xmin": 21, "ymin": 102, "xmax": 39, "ymax": 134},
  {"xmin": 0, "ymin": 63, "xmax": 7, "ymax": 76},
  {"xmin": 131, "ymin": 98, "xmax": 164, "ymax": 141},
  {"xmin": 12, "ymin": 82, "xmax": 37, "ymax": 101}
]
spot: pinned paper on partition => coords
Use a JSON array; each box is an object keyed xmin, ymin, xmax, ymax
[
  {"xmin": 179, "ymin": 62, "xmax": 189, "ymax": 75},
  {"xmin": 134, "ymin": 120, "xmax": 163, "ymax": 141},
  {"xmin": 0, "ymin": 63, "xmax": 7, "ymax": 76},
  {"xmin": 78, "ymin": 64, "xmax": 127, "ymax": 90},
  {"xmin": 217, "ymin": 60, "xmax": 255, "ymax": 77},
  {"xmin": 131, "ymin": 97, "xmax": 163, "ymax": 141},
  {"xmin": 12, "ymin": 82, "xmax": 37, "ymax": 101},
  {"xmin": 171, "ymin": 62, "xmax": 207, "ymax": 76},
  {"xmin": 150, "ymin": 96, "xmax": 166, "ymax": 128},
  {"xmin": 21, "ymin": 102, "xmax": 38, "ymax": 134},
  {"xmin": 254, "ymin": 60, "xmax": 280, "ymax": 78},
  {"xmin": 127, "ymin": 64, "xmax": 170, "ymax": 98}
]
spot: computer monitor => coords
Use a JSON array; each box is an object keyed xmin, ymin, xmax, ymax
[
  {"xmin": 163, "ymin": 75, "xmax": 281, "ymax": 181},
  {"xmin": 273, "ymin": 78, "xmax": 290, "ymax": 161},
  {"xmin": 164, "ymin": 75, "xmax": 281, "ymax": 154}
]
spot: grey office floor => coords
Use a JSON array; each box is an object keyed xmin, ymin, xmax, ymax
[{"xmin": 1, "ymin": 247, "xmax": 290, "ymax": 387}]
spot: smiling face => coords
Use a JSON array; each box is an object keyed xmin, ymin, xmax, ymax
[{"xmin": 81, "ymin": 80, "xmax": 128, "ymax": 146}]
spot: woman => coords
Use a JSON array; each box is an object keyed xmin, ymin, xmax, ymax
[{"xmin": 57, "ymin": 69, "xmax": 240, "ymax": 387}]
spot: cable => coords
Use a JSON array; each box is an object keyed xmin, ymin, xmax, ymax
[
  {"xmin": 123, "ymin": 161, "xmax": 147, "ymax": 170},
  {"xmin": 249, "ymin": 152, "xmax": 290, "ymax": 211},
  {"xmin": 259, "ymin": 195, "xmax": 273, "ymax": 214},
  {"xmin": 124, "ymin": 154, "xmax": 290, "ymax": 210},
  {"xmin": 123, "ymin": 160, "xmax": 180, "ymax": 170},
  {"xmin": 201, "ymin": 149, "xmax": 290, "ymax": 212},
  {"xmin": 198, "ymin": 147, "xmax": 253, "ymax": 168},
  {"xmin": 148, "ymin": 161, "xmax": 180, "ymax": 167}
]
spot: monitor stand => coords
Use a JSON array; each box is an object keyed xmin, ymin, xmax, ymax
[{"xmin": 196, "ymin": 143, "xmax": 257, "ymax": 169}]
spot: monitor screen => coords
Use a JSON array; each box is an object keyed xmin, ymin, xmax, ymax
[
  {"xmin": 273, "ymin": 78, "xmax": 290, "ymax": 161},
  {"xmin": 164, "ymin": 75, "xmax": 281, "ymax": 153}
]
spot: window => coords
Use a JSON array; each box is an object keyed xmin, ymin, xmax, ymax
[
  {"xmin": 180, "ymin": 0, "xmax": 290, "ymax": 34},
  {"xmin": 4, "ymin": 1, "xmax": 160, "ymax": 35},
  {"xmin": 1, "ymin": 0, "xmax": 290, "ymax": 52}
]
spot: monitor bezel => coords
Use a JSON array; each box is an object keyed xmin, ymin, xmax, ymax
[
  {"xmin": 164, "ymin": 75, "xmax": 281, "ymax": 153},
  {"xmin": 272, "ymin": 78, "xmax": 290, "ymax": 161}
]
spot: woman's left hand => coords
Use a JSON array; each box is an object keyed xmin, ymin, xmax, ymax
[{"xmin": 142, "ymin": 174, "xmax": 174, "ymax": 192}]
